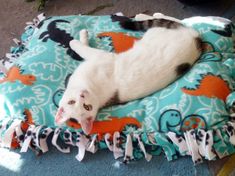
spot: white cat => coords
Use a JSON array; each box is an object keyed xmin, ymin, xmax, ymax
[{"xmin": 55, "ymin": 17, "xmax": 202, "ymax": 134}]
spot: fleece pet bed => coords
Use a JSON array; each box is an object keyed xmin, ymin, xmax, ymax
[{"xmin": 0, "ymin": 13, "xmax": 235, "ymax": 164}]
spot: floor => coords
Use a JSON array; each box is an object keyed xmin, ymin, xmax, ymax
[
  {"xmin": 0, "ymin": 0, "xmax": 235, "ymax": 59},
  {"xmin": 0, "ymin": 0, "xmax": 235, "ymax": 175}
]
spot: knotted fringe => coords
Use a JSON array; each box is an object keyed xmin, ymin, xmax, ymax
[
  {"xmin": 1, "ymin": 117, "xmax": 235, "ymax": 164},
  {"xmin": 1, "ymin": 13, "xmax": 235, "ymax": 164}
]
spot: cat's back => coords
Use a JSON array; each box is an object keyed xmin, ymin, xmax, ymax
[{"xmin": 115, "ymin": 25, "xmax": 201, "ymax": 101}]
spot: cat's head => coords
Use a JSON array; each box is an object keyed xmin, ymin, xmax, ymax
[{"xmin": 55, "ymin": 88, "xmax": 99, "ymax": 134}]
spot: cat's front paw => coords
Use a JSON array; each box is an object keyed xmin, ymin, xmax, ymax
[
  {"xmin": 80, "ymin": 29, "xmax": 88, "ymax": 38},
  {"xmin": 69, "ymin": 40, "xmax": 82, "ymax": 52},
  {"xmin": 79, "ymin": 29, "xmax": 89, "ymax": 45}
]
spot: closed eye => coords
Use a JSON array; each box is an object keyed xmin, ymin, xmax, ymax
[
  {"xmin": 68, "ymin": 100, "xmax": 76, "ymax": 105},
  {"xmin": 83, "ymin": 103, "xmax": 92, "ymax": 111}
]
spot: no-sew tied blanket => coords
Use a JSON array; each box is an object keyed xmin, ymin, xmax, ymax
[{"xmin": 0, "ymin": 14, "xmax": 235, "ymax": 164}]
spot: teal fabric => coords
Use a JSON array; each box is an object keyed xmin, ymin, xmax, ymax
[{"xmin": 0, "ymin": 15, "xmax": 235, "ymax": 163}]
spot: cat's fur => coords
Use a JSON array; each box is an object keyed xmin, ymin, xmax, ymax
[{"xmin": 55, "ymin": 18, "xmax": 202, "ymax": 134}]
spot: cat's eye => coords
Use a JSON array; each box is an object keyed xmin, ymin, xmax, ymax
[
  {"xmin": 68, "ymin": 100, "xmax": 76, "ymax": 105},
  {"xmin": 83, "ymin": 103, "xmax": 92, "ymax": 111}
]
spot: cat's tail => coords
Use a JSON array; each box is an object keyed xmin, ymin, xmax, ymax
[{"xmin": 119, "ymin": 18, "xmax": 182, "ymax": 31}]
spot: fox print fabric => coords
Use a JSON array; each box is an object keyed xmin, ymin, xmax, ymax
[{"xmin": 0, "ymin": 14, "xmax": 235, "ymax": 164}]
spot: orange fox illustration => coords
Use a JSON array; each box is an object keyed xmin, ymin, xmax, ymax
[
  {"xmin": 182, "ymin": 74, "xmax": 231, "ymax": 101},
  {"xmin": 0, "ymin": 66, "xmax": 36, "ymax": 85},
  {"xmin": 66, "ymin": 116, "xmax": 141, "ymax": 140},
  {"xmin": 97, "ymin": 32, "xmax": 139, "ymax": 53}
]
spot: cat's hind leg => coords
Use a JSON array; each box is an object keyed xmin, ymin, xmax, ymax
[
  {"xmin": 135, "ymin": 14, "xmax": 154, "ymax": 21},
  {"xmin": 70, "ymin": 40, "xmax": 114, "ymax": 60}
]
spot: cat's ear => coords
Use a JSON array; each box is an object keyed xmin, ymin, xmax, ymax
[
  {"xmin": 79, "ymin": 89, "xmax": 89, "ymax": 99},
  {"xmin": 55, "ymin": 107, "xmax": 66, "ymax": 125},
  {"xmin": 80, "ymin": 117, "xmax": 93, "ymax": 135}
]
